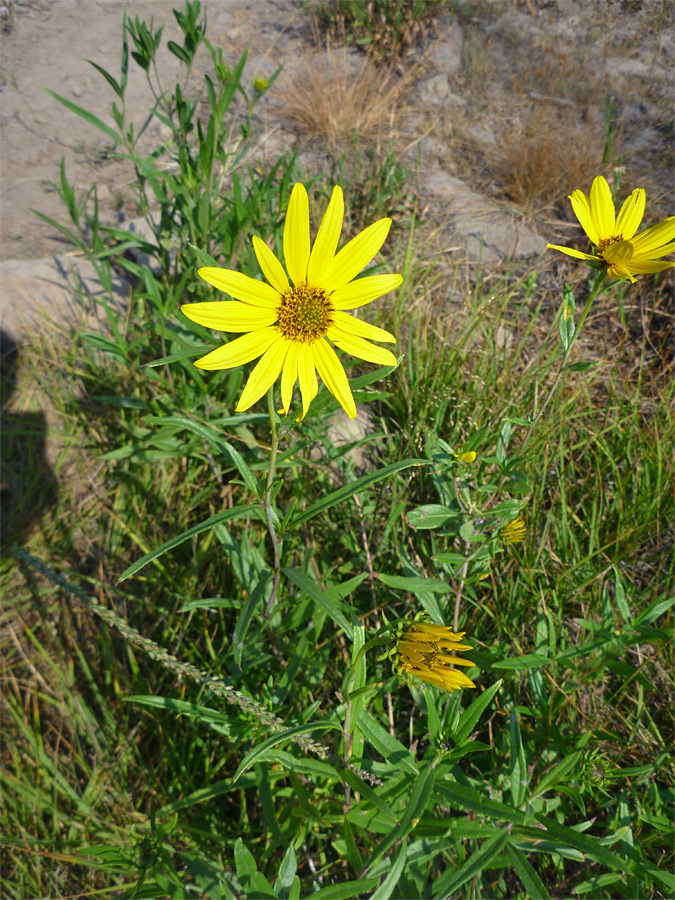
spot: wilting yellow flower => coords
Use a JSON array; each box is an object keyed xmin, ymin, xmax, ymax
[
  {"xmin": 181, "ymin": 184, "xmax": 401, "ymax": 419},
  {"xmin": 253, "ymin": 76, "xmax": 268, "ymax": 92},
  {"xmin": 389, "ymin": 614, "xmax": 476, "ymax": 693},
  {"xmin": 547, "ymin": 175, "xmax": 674, "ymax": 283},
  {"xmin": 502, "ymin": 515, "xmax": 526, "ymax": 543}
]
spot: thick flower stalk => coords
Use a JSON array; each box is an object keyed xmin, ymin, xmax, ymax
[
  {"xmin": 181, "ymin": 183, "xmax": 401, "ymax": 419},
  {"xmin": 547, "ymin": 175, "xmax": 674, "ymax": 283},
  {"xmin": 388, "ymin": 613, "xmax": 476, "ymax": 693}
]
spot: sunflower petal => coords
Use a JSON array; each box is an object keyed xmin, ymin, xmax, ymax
[
  {"xmin": 636, "ymin": 242, "xmax": 675, "ymax": 260},
  {"xmin": 180, "ymin": 301, "xmax": 278, "ymax": 332},
  {"xmin": 280, "ymin": 341, "xmax": 301, "ymax": 414},
  {"xmin": 615, "ymin": 188, "xmax": 645, "ymax": 240},
  {"xmin": 546, "ymin": 244, "xmax": 600, "ymax": 262},
  {"xmin": 199, "ymin": 267, "xmax": 281, "ymax": 308},
  {"xmin": 589, "ymin": 175, "xmax": 615, "ymax": 241},
  {"xmin": 333, "ymin": 310, "xmax": 396, "ymax": 342},
  {"xmin": 307, "ymin": 185, "xmax": 344, "ymax": 285},
  {"xmin": 235, "ymin": 337, "xmax": 289, "ymax": 411},
  {"xmin": 327, "ymin": 326, "xmax": 398, "ymax": 366},
  {"xmin": 569, "ymin": 190, "xmax": 600, "ymax": 245},
  {"xmin": 622, "ymin": 259, "xmax": 675, "ymax": 274},
  {"xmin": 193, "ymin": 328, "xmax": 279, "ymax": 370},
  {"xmin": 630, "ymin": 217, "xmax": 675, "ymax": 255},
  {"xmin": 312, "ymin": 338, "xmax": 357, "ymax": 419},
  {"xmin": 323, "ymin": 218, "xmax": 392, "ymax": 293},
  {"xmin": 297, "ymin": 343, "xmax": 318, "ymax": 420},
  {"xmin": 284, "ymin": 183, "xmax": 310, "ymax": 287},
  {"xmin": 331, "ymin": 273, "xmax": 403, "ymax": 310},
  {"xmin": 252, "ymin": 235, "xmax": 290, "ymax": 294}
]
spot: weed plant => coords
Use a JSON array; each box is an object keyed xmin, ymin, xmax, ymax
[{"xmin": 1, "ymin": 3, "xmax": 673, "ymax": 898}]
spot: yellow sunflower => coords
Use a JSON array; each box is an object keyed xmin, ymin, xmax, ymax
[
  {"xmin": 547, "ymin": 175, "xmax": 674, "ymax": 283},
  {"xmin": 180, "ymin": 183, "xmax": 401, "ymax": 419},
  {"xmin": 389, "ymin": 614, "xmax": 476, "ymax": 693},
  {"xmin": 502, "ymin": 514, "xmax": 526, "ymax": 544}
]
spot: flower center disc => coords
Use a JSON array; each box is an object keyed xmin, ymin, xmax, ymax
[{"xmin": 278, "ymin": 283, "xmax": 333, "ymax": 342}]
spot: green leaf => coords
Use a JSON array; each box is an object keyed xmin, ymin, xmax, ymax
[
  {"xmin": 117, "ymin": 505, "xmax": 262, "ymax": 582},
  {"xmin": 234, "ymin": 839, "xmax": 278, "ymax": 898},
  {"xmin": 435, "ymin": 781, "xmax": 528, "ymax": 826},
  {"xmin": 142, "ymin": 346, "xmax": 214, "ymax": 367},
  {"xmin": 46, "ymin": 90, "xmax": 122, "ymax": 144},
  {"xmin": 282, "ymin": 567, "xmax": 353, "ymax": 639},
  {"xmin": 370, "ymin": 843, "xmax": 408, "ymax": 900},
  {"xmin": 510, "ymin": 709, "xmax": 528, "ymax": 808},
  {"xmin": 533, "ymin": 813, "xmax": 626, "ymax": 870},
  {"xmin": 189, "ymin": 242, "xmax": 220, "ymax": 267},
  {"xmin": 180, "ymin": 597, "xmax": 241, "ymax": 611},
  {"xmin": 407, "ymin": 504, "xmax": 456, "ymax": 529},
  {"xmin": 506, "ymin": 844, "xmax": 551, "ymax": 899},
  {"xmin": 232, "ymin": 572, "xmax": 271, "ymax": 666},
  {"xmin": 453, "ymin": 680, "xmax": 502, "ymax": 745},
  {"xmin": 492, "ymin": 654, "xmax": 550, "ymax": 670},
  {"xmin": 274, "ymin": 844, "xmax": 297, "ymax": 898},
  {"xmin": 533, "ymin": 751, "xmax": 582, "ymax": 798},
  {"xmin": 366, "ymin": 769, "xmax": 435, "ymax": 870},
  {"xmin": 144, "ymin": 415, "xmax": 259, "ymax": 495},
  {"xmin": 377, "ymin": 574, "xmax": 452, "ymax": 594},
  {"xmin": 432, "ymin": 829, "xmax": 510, "ymax": 898},
  {"xmin": 87, "ymin": 59, "xmax": 123, "ymax": 99},
  {"xmin": 634, "ymin": 594, "xmax": 675, "ymax": 626},
  {"xmin": 289, "ymin": 459, "xmax": 428, "ymax": 528},
  {"xmin": 232, "ymin": 722, "xmax": 339, "ymax": 783},
  {"xmin": 342, "ymin": 819, "xmax": 363, "ymax": 875},
  {"xmin": 308, "ymin": 879, "xmax": 379, "ymax": 900},
  {"xmin": 566, "ymin": 360, "xmax": 597, "ymax": 372},
  {"xmin": 356, "ymin": 709, "xmax": 419, "ymax": 775},
  {"xmin": 257, "ymin": 750, "xmax": 340, "ymax": 782},
  {"xmin": 233, "ymin": 838, "xmax": 257, "ymax": 879},
  {"xmin": 558, "ymin": 284, "xmax": 576, "ymax": 352}
]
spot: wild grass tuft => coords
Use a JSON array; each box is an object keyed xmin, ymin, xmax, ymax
[{"xmin": 274, "ymin": 45, "xmax": 416, "ymax": 156}]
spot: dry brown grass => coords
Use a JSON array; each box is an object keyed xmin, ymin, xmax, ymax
[
  {"xmin": 486, "ymin": 106, "xmax": 610, "ymax": 212},
  {"xmin": 273, "ymin": 46, "xmax": 417, "ymax": 156}
]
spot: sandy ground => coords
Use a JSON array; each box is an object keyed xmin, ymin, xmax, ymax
[{"xmin": 0, "ymin": 0, "xmax": 673, "ymax": 340}]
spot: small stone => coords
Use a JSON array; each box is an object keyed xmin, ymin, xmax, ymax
[{"xmin": 419, "ymin": 73, "xmax": 450, "ymax": 106}]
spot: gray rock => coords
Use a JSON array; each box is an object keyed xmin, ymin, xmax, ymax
[
  {"xmin": 425, "ymin": 21, "xmax": 463, "ymax": 75},
  {"xmin": 419, "ymin": 167, "xmax": 547, "ymax": 264},
  {"xmin": 418, "ymin": 72, "xmax": 450, "ymax": 106},
  {"xmin": 0, "ymin": 254, "xmax": 130, "ymax": 344}
]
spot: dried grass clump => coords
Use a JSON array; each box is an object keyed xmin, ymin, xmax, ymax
[
  {"xmin": 488, "ymin": 107, "xmax": 609, "ymax": 211},
  {"xmin": 274, "ymin": 48, "xmax": 415, "ymax": 155}
]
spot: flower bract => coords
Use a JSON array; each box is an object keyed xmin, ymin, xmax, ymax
[
  {"xmin": 389, "ymin": 613, "xmax": 476, "ymax": 693},
  {"xmin": 547, "ymin": 175, "xmax": 674, "ymax": 283},
  {"xmin": 181, "ymin": 183, "xmax": 401, "ymax": 419}
]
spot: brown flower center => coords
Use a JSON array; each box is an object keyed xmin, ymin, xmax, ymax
[
  {"xmin": 597, "ymin": 234, "xmax": 624, "ymax": 253},
  {"xmin": 277, "ymin": 282, "xmax": 333, "ymax": 342}
]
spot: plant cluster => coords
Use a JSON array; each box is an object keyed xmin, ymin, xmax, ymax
[{"xmin": 1, "ymin": 3, "xmax": 673, "ymax": 899}]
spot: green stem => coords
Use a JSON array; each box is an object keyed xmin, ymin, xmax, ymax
[
  {"xmin": 263, "ymin": 386, "xmax": 282, "ymax": 617},
  {"xmin": 520, "ymin": 270, "xmax": 606, "ymax": 452}
]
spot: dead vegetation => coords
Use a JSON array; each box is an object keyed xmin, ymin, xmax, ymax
[{"xmin": 273, "ymin": 45, "xmax": 418, "ymax": 156}]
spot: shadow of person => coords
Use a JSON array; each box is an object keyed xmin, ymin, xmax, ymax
[{"xmin": 1, "ymin": 329, "xmax": 58, "ymax": 551}]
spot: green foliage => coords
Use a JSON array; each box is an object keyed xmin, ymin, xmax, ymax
[
  {"xmin": 2, "ymin": 2, "xmax": 673, "ymax": 898},
  {"xmin": 306, "ymin": 0, "xmax": 445, "ymax": 64}
]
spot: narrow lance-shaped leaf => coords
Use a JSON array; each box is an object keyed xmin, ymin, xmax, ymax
[{"xmin": 117, "ymin": 505, "xmax": 263, "ymax": 582}]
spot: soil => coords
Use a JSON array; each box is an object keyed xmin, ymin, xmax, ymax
[{"xmin": 0, "ymin": 0, "xmax": 673, "ymax": 315}]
